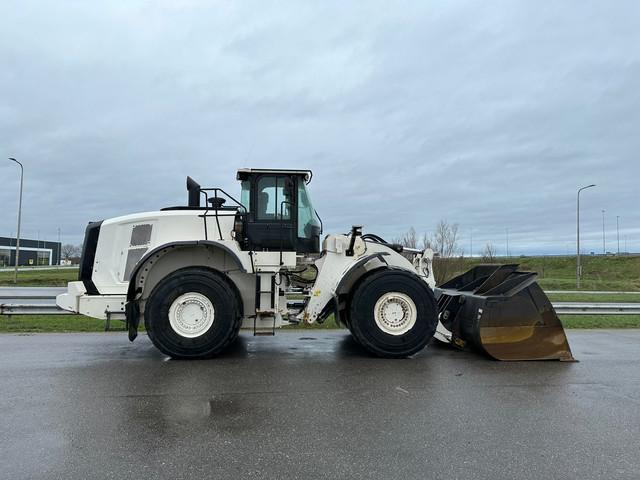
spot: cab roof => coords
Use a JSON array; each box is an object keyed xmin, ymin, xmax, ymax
[{"xmin": 236, "ymin": 168, "xmax": 312, "ymax": 183}]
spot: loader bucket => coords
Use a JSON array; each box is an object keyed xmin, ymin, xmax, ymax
[{"xmin": 434, "ymin": 265, "xmax": 575, "ymax": 361}]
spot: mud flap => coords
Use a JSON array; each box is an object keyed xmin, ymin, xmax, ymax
[
  {"xmin": 435, "ymin": 265, "xmax": 575, "ymax": 361},
  {"xmin": 125, "ymin": 301, "xmax": 140, "ymax": 342}
]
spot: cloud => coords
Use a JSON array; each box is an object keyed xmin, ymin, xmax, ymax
[{"xmin": 1, "ymin": 0, "xmax": 638, "ymax": 255}]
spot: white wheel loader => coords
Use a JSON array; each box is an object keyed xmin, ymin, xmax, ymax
[{"xmin": 57, "ymin": 168, "xmax": 574, "ymax": 360}]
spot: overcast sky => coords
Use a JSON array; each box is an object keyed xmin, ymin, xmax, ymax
[{"xmin": 1, "ymin": 1, "xmax": 638, "ymax": 255}]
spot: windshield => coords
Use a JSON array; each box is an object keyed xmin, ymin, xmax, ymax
[
  {"xmin": 240, "ymin": 180, "xmax": 251, "ymax": 211},
  {"xmin": 297, "ymin": 181, "xmax": 320, "ymax": 238}
]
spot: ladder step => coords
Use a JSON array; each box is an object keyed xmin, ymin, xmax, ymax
[
  {"xmin": 253, "ymin": 314, "xmax": 276, "ymax": 336},
  {"xmin": 254, "ymin": 331, "xmax": 275, "ymax": 336}
]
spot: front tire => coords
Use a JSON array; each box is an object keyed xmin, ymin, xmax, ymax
[
  {"xmin": 348, "ymin": 270, "xmax": 438, "ymax": 358},
  {"xmin": 144, "ymin": 267, "xmax": 241, "ymax": 359}
]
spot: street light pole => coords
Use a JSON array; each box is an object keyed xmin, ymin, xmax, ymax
[
  {"xmin": 505, "ymin": 228, "xmax": 509, "ymax": 258},
  {"xmin": 602, "ymin": 209, "xmax": 606, "ymax": 255},
  {"xmin": 577, "ymin": 184, "xmax": 596, "ymax": 289},
  {"xmin": 8, "ymin": 158, "xmax": 24, "ymax": 284},
  {"xmin": 616, "ymin": 216, "xmax": 620, "ymax": 255}
]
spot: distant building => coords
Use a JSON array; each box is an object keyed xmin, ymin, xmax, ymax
[{"xmin": 0, "ymin": 237, "xmax": 61, "ymax": 267}]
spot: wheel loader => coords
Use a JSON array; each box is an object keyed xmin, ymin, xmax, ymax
[{"xmin": 57, "ymin": 168, "xmax": 574, "ymax": 360}]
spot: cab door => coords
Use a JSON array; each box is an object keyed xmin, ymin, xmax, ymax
[{"xmin": 244, "ymin": 174, "xmax": 297, "ymax": 251}]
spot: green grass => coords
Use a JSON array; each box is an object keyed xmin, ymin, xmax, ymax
[
  {"xmin": 438, "ymin": 255, "xmax": 640, "ymax": 292},
  {"xmin": 537, "ymin": 277, "xmax": 638, "ymax": 291},
  {"xmin": 0, "ymin": 314, "xmax": 109, "ymax": 333},
  {"xmin": 0, "ymin": 267, "xmax": 79, "ymax": 286},
  {"xmin": 283, "ymin": 315, "xmax": 342, "ymax": 329},
  {"xmin": 559, "ymin": 315, "xmax": 640, "ymax": 329},
  {"xmin": 513, "ymin": 255, "xmax": 640, "ymax": 291},
  {"xmin": 547, "ymin": 292, "xmax": 640, "ymax": 302}
]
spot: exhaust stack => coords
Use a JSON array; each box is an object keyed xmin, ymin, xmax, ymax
[{"xmin": 187, "ymin": 176, "xmax": 201, "ymax": 207}]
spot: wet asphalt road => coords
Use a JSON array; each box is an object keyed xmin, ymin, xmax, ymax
[{"xmin": 1, "ymin": 330, "xmax": 639, "ymax": 480}]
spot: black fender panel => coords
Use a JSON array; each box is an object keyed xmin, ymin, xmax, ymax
[{"xmin": 335, "ymin": 253, "xmax": 390, "ymax": 297}]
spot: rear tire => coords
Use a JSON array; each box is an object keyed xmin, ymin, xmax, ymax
[
  {"xmin": 348, "ymin": 270, "xmax": 438, "ymax": 358},
  {"xmin": 144, "ymin": 267, "xmax": 241, "ymax": 359}
]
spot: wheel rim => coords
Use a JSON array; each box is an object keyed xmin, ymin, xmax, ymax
[
  {"xmin": 168, "ymin": 292, "xmax": 215, "ymax": 338},
  {"xmin": 373, "ymin": 292, "xmax": 417, "ymax": 336}
]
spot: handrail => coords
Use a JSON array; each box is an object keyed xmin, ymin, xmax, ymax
[
  {"xmin": 279, "ymin": 200, "xmax": 295, "ymax": 265},
  {"xmin": 314, "ymin": 209, "xmax": 323, "ymax": 234},
  {"xmin": 197, "ymin": 187, "xmax": 247, "ymax": 241}
]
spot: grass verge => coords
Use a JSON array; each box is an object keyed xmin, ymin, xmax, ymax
[
  {"xmin": 559, "ymin": 315, "xmax": 640, "ymax": 329},
  {"xmin": 0, "ymin": 268, "xmax": 79, "ymax": 286},
  {"xmin": 0, "ymin": 314, "xmax": 109, "ymax": 333},
  {"xmin": 547, "ymin": 293, "xmax": 640, "ymax": 303}
]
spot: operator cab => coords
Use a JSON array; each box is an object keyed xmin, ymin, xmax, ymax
[{"xmin": 236, "ymin": 168, "xmax": 322, "ymax": 254}]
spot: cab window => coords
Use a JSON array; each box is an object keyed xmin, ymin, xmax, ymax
[
  {"xmin": 297, "ymin": 181, "xmax": 320, "ymax": 238},
  {"xmin": 256, "ymin": 176, "xmax": 292, "ymax": 220},
  {"xmin": 240, "ymin": 180, "xmax": 251, "ymax": 211}
]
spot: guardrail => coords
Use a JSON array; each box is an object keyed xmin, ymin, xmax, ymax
[
  {"xmin": 552, "ymin": 302, "xmax": 640, "ymax": 315},
  {"xmin": 0, "ymin": 287, "xmax": 128, "ymax": 330},
  {"xmin": 0, "ymin": 304, "xmax": 68, "ymax": 315},
  {"xmin": 1, "ymin": 287, "xmax": 639, "ymax": 316},
  {"xmin": 0, "ymin": 287, "xmax": 67, "ymax": 315}
]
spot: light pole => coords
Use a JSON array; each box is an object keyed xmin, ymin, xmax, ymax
[
  {"xmin": 577, "ymin": 184, "xmax": 596, "ymax": 288},
  {"xmin": 616, "ymin": 216, "xmax": 620, "ymax": 255},
  {"xmin": 602, "ymin": 209, "xmax": 606, "ymax": 255},
  {"xmin": 8, "ymin": 158, "xmax": 24, "ymax": 284},
  {"xmin": 505, "ymin": 228, "xmax": 510, "ymax": 258}
]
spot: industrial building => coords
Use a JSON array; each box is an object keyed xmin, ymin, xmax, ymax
[{"xmin": 0, "ymin": 237, "xmax": 61, "ymax": 267}]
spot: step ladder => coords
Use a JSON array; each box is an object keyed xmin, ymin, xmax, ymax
[
  {"xmin": 253, "ymin": 314, "xmax": 276, "ymax": 336},
  {"xmin": 253, "ymin": 273, "xmax": 277, "ymax": 335}
]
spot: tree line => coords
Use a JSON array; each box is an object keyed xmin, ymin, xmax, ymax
[{"xmin": 393, "ymin": 221, "xmax": 497, "ymax": 284}]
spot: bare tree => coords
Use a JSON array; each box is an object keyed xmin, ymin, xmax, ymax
[
  {"xmin": 481, "ymin": 243, "xmax": 496, "ymax": 262},
  {"xmin": 394, "ymin": 227, "xmax": 418, "ymax": 249},
  {"xmin": 425, "ymin": 220, "xmax": 460, "ymax": 257},
  {"xmin": 62, "ymin": 244, "xmax": 80, "ymax": 261},
  {"xmin": 424, "ymin": 221, "xmax": 464, "ymax": 284},
  {"xmin": 395, "ymin": 221, "xmax": 466, "ymax": 285}
]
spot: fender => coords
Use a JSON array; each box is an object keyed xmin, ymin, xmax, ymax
[
  {"xmin": 328, "ymin": 252, "xmax": 429, "ymax": 325},
  {"xmin": 335, "ymin": 252, "xmax": 390, "ymax": 297},
  {"xmin": 125, "ymin": 240, "xmax": 247, "ymax": 341},
  {"xmin": 309, "ymin": 252, "xmax": 391, "ymax": 325}
]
